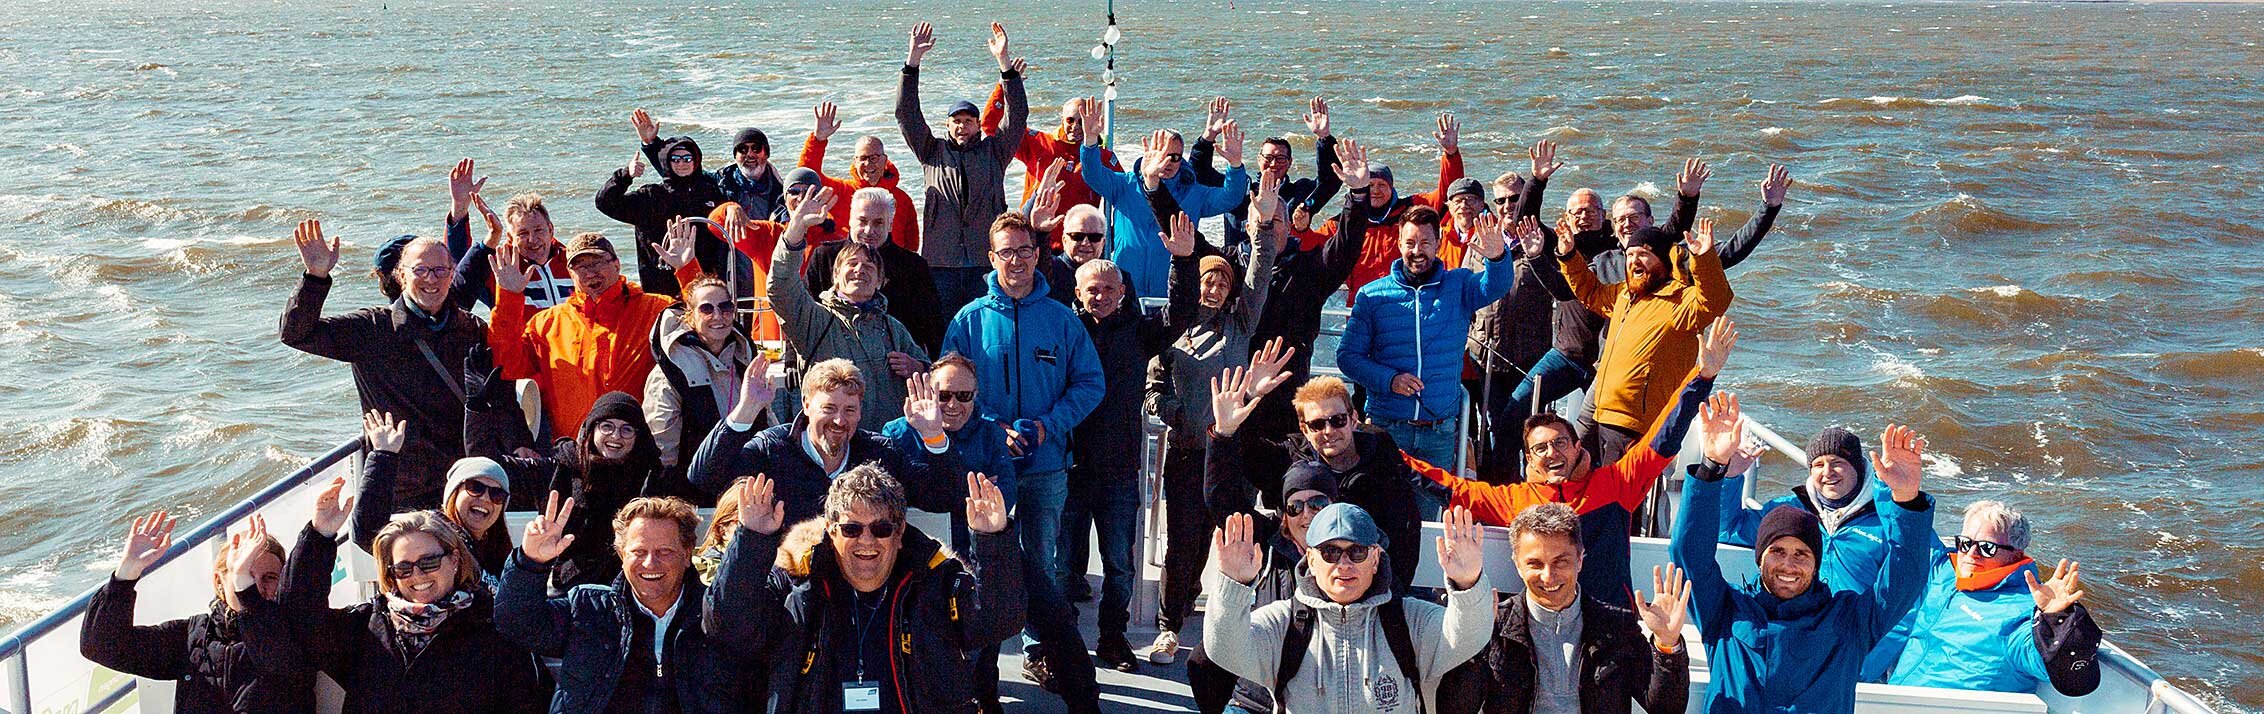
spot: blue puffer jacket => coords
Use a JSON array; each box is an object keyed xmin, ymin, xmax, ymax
[
  {"xmin": 1672, "ymin": 473, "xmax": 1934, "ymax": 714},
  {"xmin": 1080, "ymin": 143, "xmax": 1249, "ymax": 297},
  {"xmin": 1867, "ymin": 551, "xmax": 2089, "ymax": 693},
  {"xmin": 1336, "ymin": 256, "xmax": 1517, "ymax": 421},
  {"xmin": 941, "ymin": 272, "xmax": 1105, "ymax": 476},
  {"xmin": 883, "ymin": 414, "xmax": 1019, "ymax": 508},
  {"xmin": 1717, "ymin": 483, "xmax": 1892, "ymax": 596}
]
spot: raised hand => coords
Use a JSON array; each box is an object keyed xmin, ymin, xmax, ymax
[
  {"xmin": 1873, "ymin": 424, "xmax": 1928, "ymax": 502},
  {"xmin": 1697, "ymin": 316, "xmax": 1737, "ymax": 378},
  {"xmin": 1330, "ymin": 137, "xmax": 1370, "ymax": 191},
  {"xmin": 660, "ymin": 219, "xmax": 698, "ymax": 270},
  {"xmin": 726, "ymin": 350, "xmax": 775, "ymax": 425},
  {"xmin": 521, "ymin": 491, "xmax": 578, "ymax": 564},
  {"xmin": 631, "ymin": 108, "xmax": 659, "ymax": 144},
  {"xmin": 447, "ymin": 158, "xmax": 486, "ymax": 217},
  {"xmin": 734, "ymin": 474, "xmax": 787, "ymax": 536},
  {"xmin": 1511, "ymin": 216, "xmax": 1545, "ymax": 259},
  {"xmin": 1139, "ymin": 129, "xmax": 1174, "ymax": 189},
  {"xmin": 1202, "ymin": 96, "xmax": 1232, "ymax": 141},
  {"xmin": 489, "ymin": 241, "xmax": 535, "ymax": 294},
  {"xmin": 2027, "ymin": 559, "xmax": 2086, "ymax": 614},
  {"xmin": 813, "ymin": 101, "xmax": 842, "ymax": 142},
  {"xmin": 986, "ymin": 22, "xmax": 1011, "ymax": 71},
  {"xmin": 1466, "ymin": 212, "xmax": 1507, "ymax": 261},
  {"xmin": 784, "ymin": 186, "xmax": 836, "ymax": 247},
  {"xmin": 1676, "ymin": 157, "xmax": 1711, "ymax": 197},
  {"xmin": 1689, "ymin": 216, "xmax": 1717, "ymax": 257},
  {"xmin": 627, "ymin": 149, "xmax": 647, "ymax": 179},
  {"xmin": 225, "ymin": 514, "xmax": 271, "ymax": 591},
  {"xmin": 293, "ymin": 218, "xmax": 339, "ymax": 278},
  {"xmin": 363, "ymin": 410, "xmax": 407, "ymax": 453},
  {"xmin": 1212, "ymin": 511, "xmax": 1264, "ymax": 585},
  {"xmin": 718, "ymin": 202, "xmax": 748, "ymax": 245},
  {"xmin": 1251, "ymin": 166, "xmax": 1284, "ymax": 225},
  {"xmin": 1553, "ymin": 216, "xmax": 1579, "ymax": 257},
  {"xmin": 1529, "ymin": 139, "xmax": 1563, "ymax": 182},
  {"xmin": 1216, "ymin": 119, "xmax": 1246, "ymax": 168},
  {"xmin": 1076, "ymin": 96, "xmax": 1104, "ymax": 146},
  {"xmin": 1246, "ymin": 336, "xmax": 1297, "ymax": 396},
  {"xmin": 1160, "ymin": 211, "xmax": 1197, "ymax": 258},
  {"xmin": 309, "ymin": 476, "xmax": 354, "ymax": 538},
  {"xmin": 1697, "ymin": 392, "xmax": 1744, "ymax": 465},
  {"xmin": 906, "ymin": 22, "xmax": 936, "ymax": 67},
  {"xmin": 1436, "ymin": 505, "xmax": 1485, "ymax": 590},
  {"xmin": 472, "ymin": 189, "xmax": 504, "ymax": 249},
  {"xmin": 1724, "ymin": 435, "xmax": 1769, "ymax": 477},
  {"xmin": 1636, "ymin": 564, "xmax": 1692, "ymax": 651},
  {"xmin": 1760, "ymin": 163, "xmax": 1792, "ymax": 207},
  {"xmin": 1027, "ymin": 158, "xmax": 1068, "ymax": 227},
  {"xmin": 902, "ymin": 375, "xmax": 945, "ymax": 438},
  {"xmin": 1302, "ymin": 96, "xmax": 1331, "ymax": 139},
  {"xmin": 966, "ymin": 473, "xmax": 1009, "ymax": 534},
  {"xmin": 115, "ymin": 509, "xmax": 177, "ymax": 580},
  {"xmin": 1210, "ymin": 365, "xmax": 1264, "ymax": 437},
  {"xmin": 1434, "ymin": 112, "xmax": 1460, "ymax": 154}
]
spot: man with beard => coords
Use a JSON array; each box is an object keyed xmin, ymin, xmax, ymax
[
  {"xmin": 488, "ymin": 231, "xmax": 697, "ymax": 441},
  {"xmin": 1555, "ymin": 210, "xmax": 1734, "ymax": 466},
  {"xmin": 600, "ymin": 114, "xmax": 730, "ymax": 296},
  {"xmin": 280, "ymin": 219, "xmax": 484, "ymax": 509},
  {"xmin": 897, "ymin": 20, "xmax": 1028, "ymax": 318},
  {"xmin": 799, "ymin": 101, "xmax": 921, "ymax": 253},
  {"xmin": 686, "ymin": 357, "xmax": 960, "ymax": 525}
]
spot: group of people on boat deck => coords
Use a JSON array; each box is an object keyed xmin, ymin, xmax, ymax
[{"xmin": 83, "ymin": 19, "xmax": 2113, "ymax": 714}]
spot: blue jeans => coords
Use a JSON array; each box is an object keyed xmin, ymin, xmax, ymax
[
  {"xmin": 1017, "ymin": 471, "xmax": 1069, "ymax": 653},
  {"xmin": 1376, "ymin": 416, "xmax": 1457, "ymax": 520},
  {"xmin": 1508, "ymin": 348, "xmax": 1594, "ymax": 426},
  {"xmin": 975, "ymin": 469, "xmax": 1099, "ymax": 710},
  {"xmin": 933, "ymin": 267, "xmax": 991, "ymax": 321},
  {"xmin": 1059, "ymin": 464, "xmax": 1139, "ymax": 639}
]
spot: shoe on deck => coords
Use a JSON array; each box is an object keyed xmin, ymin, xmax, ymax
[
  {"xmin": 1097, "ymin": 635, "xmax": 1139, "ymax": 672},
  {"xmin": 1144, "ymin": 630, "xmax": 1181, "ymax": 665}
]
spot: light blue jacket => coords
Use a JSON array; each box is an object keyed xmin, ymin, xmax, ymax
[
  {"xmin": 1866, "ymin": 550, "xmax": 2058, "ymax": 692},
  {"xmin": 940, "ymin": 272, "xmax": 1105, "ymax": 477},
  {"xmin": 1336, "ymin": 256, "xmax": 1516, "ymax": 421},
  {"xmin": 1079, "ymin": 142, "xmax": 1249, "ymax": 297}
]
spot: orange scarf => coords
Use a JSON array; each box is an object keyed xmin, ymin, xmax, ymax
[{"xmin": 1955, "ymin": 554, "xmax": 2033, "ymax": 592}]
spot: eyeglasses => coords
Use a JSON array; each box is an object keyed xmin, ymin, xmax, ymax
[
  {"xmin": 832, "ymin": 519, "xmax": 901, "ymax": 540},
  {"xmin": 1528, "ymin": 436, "xmax": 1576, "ymax": 455},
  {"xmin": 1284, "ymin": 495, "xmax": 1332, "ymax": 518},
  {"xmin": 937, "ymin": 390, "xmax": 976, "ymax": 403},
  {"xmin": 1065, "ymin": 231, "xmax": 1105, "ymax": 243},
  {"xmin": 667, "ymin": 155, "xmax": 697, "ymax": 164},
  {"xmin": 455, "ymin": 480, "xmax": 508, "ymax": 503},
  {"xmin": 1259, "ymin": 154, "xmax": 1292, "ymax": 165},
  {"xmin": 693, "ymin": 301, "xmax": 734, "ymax": 315},
  {"xmin": 1300, "ymin": 413, "xmax": 1351, "ymax": 432},
  {"xmin": 408, "ymin": 266, "xmax": 454, "ymax": 279},
  {"xmin": 1953, "ymin": 536, "xmax": 2011, "ymax": 559},
  {"xmin": 1313, "ymin": 543, "xmax": 1374, "ymax": 565},
  {"xmin": 991, "ymin": 245, "xmax": 1038, "ymax": 261},
  {"xmin": 386, "ymin": 552, "xmax": 453, "ymax": 579}
]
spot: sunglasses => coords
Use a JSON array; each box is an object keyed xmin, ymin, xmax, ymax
[
  {"xmin": 693, "ymin": 301, "xmax": 734, "ymax": 315},
  {"xmin": 936, "ymin": 390, "xmax": 975, "ymax": 403},
  {"xmin": 1065, "ymin": 231, "xmax": 1105, "ymax": 243},
  {"xmin": 832, "ymin": 519, "xmax": 901, "ymax": 540},
  {"xmin": 1313, "ymin": 543, "xmax": 1374, "ymax": 565},
  {"xmin": 1283, "ymin": 495, "xmax": 1332, "ymax": 518},
  {"xmin": 406, "ymin": 266, "xmax": 454, "ymax": 279},
  {"xmin": 1953, "ymin": 536, "xmax": 2011, "ymax": 559},
  {"xmin": 1491, "ymin": 196, "xmax": 1518, "ymax": 208},
  {"xmin": 667, "ymin": 155, "xmax": 697, "ymax": 164},
  {"xmin": 386, "ymin": 552, "xmax": 453, "ymax": 580},
  {"xmin": 1300, "ymin": 413, "xmax": 1351, "ymax": 432},
  {"xmin": 455, "ymin": 480, "xmax": 508, "ymax": 504}
]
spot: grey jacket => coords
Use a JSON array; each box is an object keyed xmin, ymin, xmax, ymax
[
  {"xmin": 768, "ymin": 238, "xmax": 928, "ymax": 432},
  {"xmin": 1206, "ymin": 566, "xmax": 1495, "ymax": 714},
  {"xmin": 1148, "ymin": 221, "xmax": 1280, "ymax": 447},
  {"xmin": 895, "ymin": 66, "xmax": 1026, "ymax": 269}
]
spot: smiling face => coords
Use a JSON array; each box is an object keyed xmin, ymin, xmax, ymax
[
  {"xmin": 1308, "ymin": 539, "xmax": 1379, "ymax": 604},
  {"xmin": 804, "ymin": 387, "xmax": 861, "ymax": 456},
  {"xmin": 1447, "ymin": 193, "xmax": 1485, "ymax": 227},
  {"xmin": 568, "ymin": 252, "xmax": 623, "ymax": 295},
  {"xmin": 1198, "ymin": 267, "xmax": 1233, "ymax": 309},
  {"xmin": 686, "ymin": 284, "xmax": 734, "ymax": 347},
  {"xmin": 445, "ymin": 476, "xmax": 505, "ymax": 537},
  {"xmin": 931, "ymin": 363, "xmax": 976, "ymax": 431},
  {"xmin": 1955, "ymin": 517, "xmax": 2022, "ymax": 577},
  {"xmin": 848, "ymin": 192, "xmax": 892, "ymax": 248},
  {"xmin": 851, "ymin": 137, "xmax": 887, "ymax": 180},
  {"xmin": 947, "ymin": 112, "xmax": 981, "ymax": 143},
  {"xmin": 509, "ymin": 211, "xmax": 556, "ymax": 260},
  {"xmin": 1075, "ymin": 263, "xmax": 1123, "ymax": 319},
  {"xmin": 988, "ymin": 226, "xmax": 1038, "ymax": 294},
  {"xmin": 830, "ymin": 501, "xmax": 903, "ymax": 592},
  {"xmin": 1283, "ymin": 489, "xmax": 1328, "ymax": 547},
  {"xmin": 395, "ymin": 241, "xmax": 454, "ymax": 313},
  {"xmin": 1566, "ymin": 189, "xmax": 1605, "ymax": 233},
  {"xmin": 1296, "ymin": 397, "xmax": 1357, "ymax": 463},
  {"xmin": 1524, "ymin": 422, "xmax": 1594, "ymax": 484},
  {"xmin": 1625, "ymin": 244, "xmax": 1669, "ymax": 295},
  {"xmin": 1397, "ymin": 222, "xmax": 1441, "ymax": 275},
  {"xmin": 386, "ymin": 532, "xmax": 460, "ymax": 604},
  {"xmin": 832, "ymin": 247, "xmax": 882, "ymax": 303},
  {"xmin": 734, "ymin": 142, "xmax": 768, "ymax": 176},
  {"xmin": 590, "ymin": 418, "xmax": 636, "ymax": 462},
  {"xmin": 617, "ymin": 517, "xmax": 690, "ymax": 611},
  {"xmin": 1514, "ymin": 531, "xmax": 1583, "ymax": 611},
  {"xmin": 1759, "ymin": 537, "xmax": 1818, "ymax": 599},
  {"xmin": 1056, "ymin": 101, "xmax": 1086, "ymax": 144},
  {"xmin": 666, "ymin": 150, "xmax": 700, "ymax": 178},
  {"xmin": 1064, "ymin": 209, "xmax": 1107, "ymax": 265},
  {"xmin": 1609, "ymin": 196, "xmax": 1653, "ymax": 244},
  {"xmin": 1257, "ymin": 140, "xmax": 1293, "ymax": 180},
  {"xmin": 214, "ymin": 549, "xmax": 283, "ymax": 612},
  {"xmin": 1808, "ymin": 455, "xmax": 1861, "ymax": 504}
]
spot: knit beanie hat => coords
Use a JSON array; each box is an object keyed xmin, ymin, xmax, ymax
[
  {"xmin": 1197, "ymin": 255, "xmax": 1234, "ymax": 281},
  {"xmin": 1626, "ymin": 226, "xmax": 1679, "ymax": 262},
  {"xmin": 732, "ymin": 127, "xmax": 770, "ymax": 153},
  {"xmin": 1754, "ymin": 505, "xmax": 1824, "ymax": 565},
  {"xmin": 1805, "ymin": 427, "xmax": 1871, "ymax": 510},
  {"xmin": 1281, "ymin": 468, "xmax": 1340, "ymax": 503},
  {"xmin": 444, "ymin": 457, "xmax": 511, "ymax": 507}
]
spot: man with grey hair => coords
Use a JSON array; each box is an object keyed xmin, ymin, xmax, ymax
[
  {"xmin": 709, "ymin": 465, "xmax": 1027, "ymax": 712},
  {"xmin": 1461, "ymin": 502, "xmax": 1690, "ymax": 714},
  {"xmin": 799, "ymin": 101, "xmax": 922, "ymax": 252},
  {"xmin": 280, "ymin": 219, "xmax": 484, "ymax": 508},
  {"xmin": 1042, "ymin": 204, "xmax": 1112, "ymax": 306},
  {"xmin": 1863, "ymin": 500, "xmax": 2103, "ymax": 696},
  {"xmin": 1060, "ymin": 255, "xmax": 1167, "ymax": 669},
  {"xmin": 804, "ymin": 186, "xmax": 944, "ymax": 354}
]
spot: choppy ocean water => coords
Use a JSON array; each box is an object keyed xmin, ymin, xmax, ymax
[{"xmin": 0, "ymin": 0, "xmax": 2258, "ymax": 706}]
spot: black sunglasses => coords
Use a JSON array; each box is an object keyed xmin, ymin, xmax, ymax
[
  {"xmin": 833, "ymin": 520, "xmax": 901, "ymax": 540},
  {"xmin": 1066, "ymin": 231, "xmax": 1105, "ymax": 243},
  {"xmin": 1300, "ymin": 413, "xmax": 1351, "ymax": 432},
  {"xmin": 455, "ymin": 480, "xmax": 508, "ymax": 503},
  {"xmin": 937, "ymin": 390, "xmax": 976, "ymax": 403},
  {"xmin": 1283, "ymin": 495, "xmax": 1332, "ymax": 518},
  {"xmin": 1953, "ymin": 536, "xmax": 2011, "ymax": 559},
  {"xmin": 386, "ymin": 552, "xmax": 453, "ymax": 579},
  {"xmin": 1313, "ymin": 543, "xmax": 1374, "ymax": 565},
  {"xmin": 693, "ymin": 301, "xmax": 734, "ymax": 315},
  {"xmin": 667, "ymin": 154, "xmax": 697, "ymax": 163}
]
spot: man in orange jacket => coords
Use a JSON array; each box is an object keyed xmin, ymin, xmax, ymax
[
  {"xmin": 489, "ymin": 230, "xmax": 702, "ymax": 439},
  {"xmin": 983, "ymin": 86, "xmax": 1120, "ymax": 246},
  {"xmin": 797, "ymin": 101, "xmax": 921, "ymax": 253}
]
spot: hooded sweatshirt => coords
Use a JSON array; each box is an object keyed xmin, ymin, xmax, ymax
[
  {"xmin": 1203, "ymin": 551, "xmax": 1495, "ymax": 714},
  {"xmin": 1716, "ymin": 462, "xmax": 1893, "ymax": 597},
  {"xmin": 939, "ymin": 272, "xmax": 1104, "ymax": 476},
  {"xmin": 599, "ymin": 136, "xmax": 730, "ymax": 296},
  {"xmin": 797, "ymin": 133, "xmax": 922, "ymax": 253},
  {"xmin": 489, "ymin": 274, "xmax": 680, "ymax": 440}
]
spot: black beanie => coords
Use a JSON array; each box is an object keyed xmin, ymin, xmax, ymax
[
  {"xmin": 1626, "ymin": 226, "xmax": 1679, "ymax": 262},
  {"xmin": 1754, "ymin": 505, "xmax": 1824, "ymax": 565},
  {"xmin": 580, "ymin": 391, "xmax": 646, "ymax": 441},
  {"xmin": 732, "ymin": 127, "xmax": 769, "ymax": 153},
  {"xmin": 1806, "ymin": 427, "xmax": 1867, "ymax": 474},
  {"xmin": 1281, "ymin": 466, "xmax": 1340, "ymax": 503}
]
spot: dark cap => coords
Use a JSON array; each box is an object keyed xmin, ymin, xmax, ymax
[
  {"xmin": 372, "ymin": 234, "xmax": 418, "ymax": 272},
  {"xmin": 1368, "ymin": 162, "xmax": 1395, "ymax": 187},
  {"xmin": 1754, "ymin": 505, "xmax": 1824, "ymax": 566},
  {"xmin": 1626, "ymin": 226, "xmax": 1679, "ymax": 261},
  {"xmin": 948, "ymin": 100, "xmax": 980, "ymax": 118},
  {"xmin": 1281, "ymin": 466, "xmax": 1340, "ymax": 503},
  {"xmin": 1446, "ymin": 177, "xmax": 1485, "ymax": 202},
  {"xmin": 732, "ymin": 127, "xmax": 770, "ymax": 153},
  {"xmin": 783, "ymin": 167, "xmax": 823, "ymax": 189},
  {"xmin": 564, "ymin": 233, "xmax": 617, "ymax": 263}
]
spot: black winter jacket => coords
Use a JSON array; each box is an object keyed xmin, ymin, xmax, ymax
[
  {"xmin": 686, "ymin": 418, "xmax": 962, "ymax": 524},
  {"xmin": 80, "ymin": 578, "xmax": 315, "ymax": 713},
  {"xmin": 598, "ymin": 136, "xmax": 731, "ymax": 296},
  {"xmin": 495, "ymin": 551, "xmax": 762, "ymax": 713},
  {"xmin": 1472, "ymin": 593, "xmax": 1689, "ymax": 714},
  {"xmin": 1074, "ymin": 292, "xmax": 1170, "ymax": 479}
]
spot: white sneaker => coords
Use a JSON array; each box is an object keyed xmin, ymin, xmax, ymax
[{"xmin": 1145, "ymin": 630, "xmax": 1181, "ymax": 665}]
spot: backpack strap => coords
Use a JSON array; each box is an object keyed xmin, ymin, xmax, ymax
[
  {"xmin": 1379, "ymin": 599, "xmax": 1427, "ymax": 714},
  {"xmin": 1272, "ymin": 600, "xmax": 1317, "ymax": 714}
]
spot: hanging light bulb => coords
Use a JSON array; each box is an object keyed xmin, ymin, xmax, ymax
[
  {"xmin": 1102, "ymin": 69, "xmax": 1115, "ymax": 85},
  {"xmin": 1104, "ymin": 85, "xmax": 1118, "ymax": 101},
  {"xmin": 1104, "ymin": 25, "xmax": 1122, "ymax": 45},
  {"xmin": 1090, "ymin": 44, "xmax": 1107, "ymax": 60}
]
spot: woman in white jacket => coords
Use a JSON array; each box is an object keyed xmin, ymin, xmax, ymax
[{"xmin": 1206, "ymin": 502, "xmax": 1494, "ymax": 714}]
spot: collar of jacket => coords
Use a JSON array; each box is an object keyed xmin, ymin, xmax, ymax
[
  {"xmin": 981, "ymin": 271, "xmax": 1054, "ymax": 309},
  {"xmin": 364, "ymin": 586, "xmax": 496, "ymax": 657},
  {"xmin": 389, "ymin": 295, "xmax": 456, "ymax": 332},
  {"xmin": 1388, "ymin": 259, "xmax": 1446, "ymax": 288},
  {"xmin": 1744, "ymin": 574, "xmax": 1834, "ymax": 619},
  {"xmin": 792, "ymin": 521, "xmax": 954, "ymax": 583},
  {"xmin": 570, "ymin": 280, "xmax": 640, "ymax": 317},
  {"xmin": 1498, "ymin": 593, "xmax": 1641, "ymax": 668},
  {"xmin": 1790, "ymin": 485, "xmax": 1880, "ymax": 534},
  {"xmin": 605, "ymin": 568, "xmax": 705, "ymax": 631},
  {"xmin": 849, "ymin": 159, "xmax": 903, "ymax": 188},
  {"xmin": 1955, "ymin": 556, "xmax": 2036, "ymax": 593}
]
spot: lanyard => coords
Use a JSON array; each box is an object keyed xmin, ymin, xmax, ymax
[{"xmin": 849, "ymin": 589, "xmax": 887, "ymax": 682}]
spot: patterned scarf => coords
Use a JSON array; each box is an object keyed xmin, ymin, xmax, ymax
[{"xmin": 384, "ymin": 589, "xmax": 475, "ymax": 658}]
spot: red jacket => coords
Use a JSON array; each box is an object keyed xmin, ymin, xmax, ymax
[
  {"xmin": 1324, "ymin": 152, "xmax": 1465, "ymax": 305},
  {"xmin": 796, "ymin": 134, "xmax": 921, "ymax": 253}
]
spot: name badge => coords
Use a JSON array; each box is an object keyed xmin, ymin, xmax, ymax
[{"xmin": 842, "ymin": 680, "xmax": 881, "ymax": 711}]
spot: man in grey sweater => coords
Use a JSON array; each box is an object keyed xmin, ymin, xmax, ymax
[{"xmin": 896, "ymin": 20, "xmax": 1027, "ymax": 318}]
